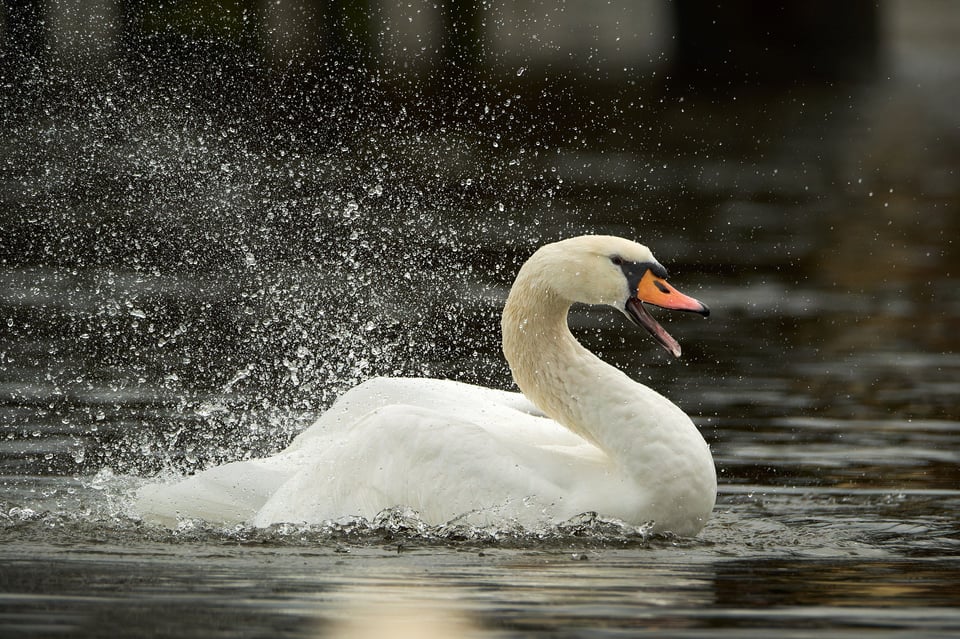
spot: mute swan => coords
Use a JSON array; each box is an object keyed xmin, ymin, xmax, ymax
[{"xmin": 135, "ymin": 235, "xmax": 716, "ymax": 536}]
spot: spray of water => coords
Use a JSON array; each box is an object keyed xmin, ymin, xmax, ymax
[{"xmin": 0, "ymin": 46, "xmax": 582, "ymax": 523}]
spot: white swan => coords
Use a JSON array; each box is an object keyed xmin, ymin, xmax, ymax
[{"xmin": 135, "ymin": 235, "xmax": 716, "ymax": 536}]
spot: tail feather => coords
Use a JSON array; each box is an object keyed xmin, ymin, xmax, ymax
[{"xmin": 135, "ymin": 458, "xmax": 292, "ymax": 527}]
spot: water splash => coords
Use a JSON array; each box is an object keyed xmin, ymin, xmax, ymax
[
  {"xmin": 1, "ymin": 490, "xmax": 655, "ymax": 549},
  {"xmin": 1, "ymin": 60, "xmax": 557, "ymax": 482},
  {"xmin": 0, "ymin": 467, "xmax": 658, "ymax": 549}
]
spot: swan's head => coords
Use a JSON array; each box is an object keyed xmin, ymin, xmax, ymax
[{"xmin": 529, "ymin": 235, "xmax": 709, "ymax": 357}]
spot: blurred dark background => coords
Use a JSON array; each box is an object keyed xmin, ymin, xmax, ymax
[
  {"xmin": 1, "ymin": 0, "xmax": 888, "ymax": 102},
  {"xmin": 1, "ymin": 0, "xmax": 885, "ymax": 82},
  {"xmin": 2, "ymin": 0, "xmax": 956, "ymax": 269}
]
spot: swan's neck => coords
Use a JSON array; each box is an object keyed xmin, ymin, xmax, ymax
[{"xmin": 500, "ymin": 270, "xmax": 690, "ymax": 466}]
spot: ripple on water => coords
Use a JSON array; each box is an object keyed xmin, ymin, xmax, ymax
[{"xmin": 2, "ymin": 473, "xmax": 958, "ymax": 562}]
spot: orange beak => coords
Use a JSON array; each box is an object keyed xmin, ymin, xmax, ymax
[
  {"xmin": 624, "ymin": 269, "xmax": 709, "ymax": 358},
  {"xmin": 636, "ymin": 269, "xmax": 710, "ymax": 315}
]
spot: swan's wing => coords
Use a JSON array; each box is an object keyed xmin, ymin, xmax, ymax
[
  {"xmin": 254, "ymin": 401, "xmax": 592, "ymax": 527},
  {"xmin": 290, "ymin": 377, "xmax": 583, "ymax": 449}
]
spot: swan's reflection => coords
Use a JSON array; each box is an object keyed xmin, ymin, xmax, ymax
[
  {"xmin": 315, "ymin": 549, "xmax": 719, "ymax": 637},
  {"xmin": 321, "ymin": 585, "xmax": 483, "ymax": 639}
]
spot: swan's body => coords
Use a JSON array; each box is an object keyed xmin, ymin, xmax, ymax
[{"xmin": 136, "ymin": 236, "xmax": 716, "ymax": 536}]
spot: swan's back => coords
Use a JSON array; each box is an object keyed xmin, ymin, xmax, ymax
[{"xmin": 291, "ymin": 377, "xmax": 582, "ymax": 450}]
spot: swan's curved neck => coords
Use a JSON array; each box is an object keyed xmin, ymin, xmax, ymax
[{"xmin": 501, "ymin": 267, "xmax": 677, "ymax": 462}]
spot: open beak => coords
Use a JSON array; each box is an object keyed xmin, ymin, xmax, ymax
[{"xmin": 624, "ymin": 269, "xmax": 709, "ymax": 358}]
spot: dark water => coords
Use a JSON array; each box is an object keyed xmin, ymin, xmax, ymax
[{"xmin": 2, "ymin": 50, "xmax": 960, "ymax": 638}]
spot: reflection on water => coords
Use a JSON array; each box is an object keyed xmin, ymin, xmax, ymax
[{"xmin": 2, "ymin": 38, "xmax": 960, "ymax": 639}]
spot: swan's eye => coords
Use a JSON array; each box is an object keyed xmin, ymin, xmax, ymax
[{"xmin": 610, "ymin": 255, "xmax": 624, "ymax": 266}]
